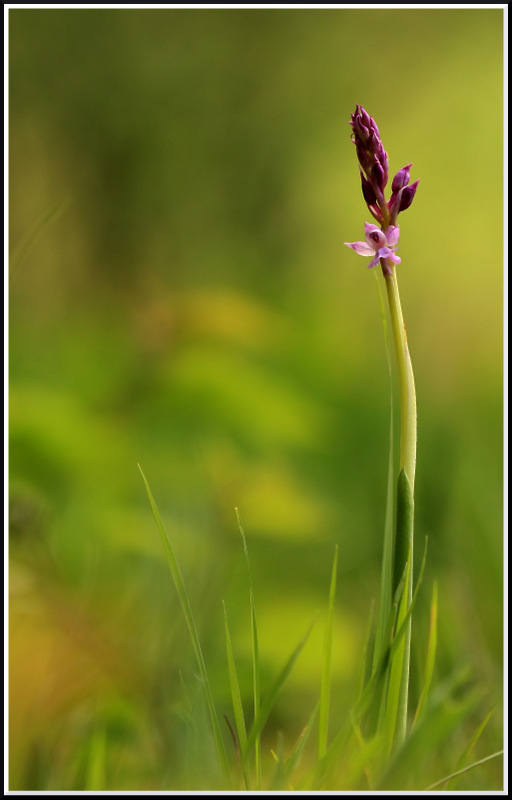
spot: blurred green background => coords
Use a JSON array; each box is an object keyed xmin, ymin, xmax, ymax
[{"xmin": 9, "ymin": 8, "xmax": 503, "ymax": 791}]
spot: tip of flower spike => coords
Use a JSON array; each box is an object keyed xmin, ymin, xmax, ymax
[
  {"xmin": 351, "ymin": 105, "xmax": 379, "ymax": 136},
  {"xmin": 348, "ymin": 106, "xmax": 419, "ymax": 230},
  {"xmin": 349, "ymin": 105, "xmax": 389, "ymax": 214}
]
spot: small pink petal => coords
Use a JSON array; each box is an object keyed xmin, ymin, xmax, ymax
[
  {"xmin": 386, "ymin": 251, "xmax": 401, "ymax": 265},
  {"xmin": 384, "ymin": 225, "xmax": 400, "ymax": 247},
  {"xmin": 363, "ymin": 221, "xmax": 381, "ymax": 237},
  {"xmin": 367, "ymin": 231, "xmax": 386, "ymax": 250},
  {"xmin": 344, "ymin": 241, "xmax": 375, "ymax": 257},
  {"xmin": 377, "ymin": 246, "xmax": 401, "ymax": 266},
  {"xmin": 364, "ymin": 222, "xmax": 386, "ymax": 250}
]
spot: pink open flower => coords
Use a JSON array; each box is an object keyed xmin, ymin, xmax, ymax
[{"xmin": 344, "ymin": 222, "xmax": 401, "ymax": 273}]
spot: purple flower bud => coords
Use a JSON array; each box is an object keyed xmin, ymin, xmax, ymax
[
  {"xmin": 391, "ymin": 163, "xmax": 413, "ymax": 193},
  {"xmin": 387, "ymin": 175, "xmax": 420, "ymax": 224},
  {"xmin": 350, "ymin": 105, "xmax": 390, "ymax": 215},
  {"xmin": 354, "ymin": 139, "xmax": 371, "ymax": 175},
  {"xmin": 375, "ymin": 144, "xmax": 389, "ymax": 183},
  {"xmin": 399, "ymin": 179, "xmax": 420, "ymax": 212},
  {"xmin": 347, "ymin": 106, "xmax": 419, "ymax": 249},
  {"xmin": 350, "ymin": 105, "xmax": 375, "ymax": 144},
  {"xmin": 353, "ymin": 116, "xmax": 370, "ymax": 144},
  {"xmin": 387, "ymin": 190, "xmax": 402, "ymax": 226},
  {"xmin": 360, "ymin": 171, "xmax": 384, "ymax": 224},
  {"xmin": 371, "ymin": 161, "xmax": 387, "ymax": 195},
  {"xmin": 360, "ymin": 171, "xmax": 377, "ymax": 206}
]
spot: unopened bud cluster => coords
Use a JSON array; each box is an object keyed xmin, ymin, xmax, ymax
[{"xmin": 349, "ymin": 105, "xmax": 419, "ymax": 227}]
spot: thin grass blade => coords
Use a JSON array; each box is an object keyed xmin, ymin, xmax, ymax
[
  {"xmin": 318, "ymin": 545, "xmax": 338, "ymax": 759},
  {"xmin": 348, "ymin": 537, "xmax": 428, "ymax": 738},
  {"xmin": 412, "ymin": 580, "xmax": 438, "ymax": 728},
  {"xmin": 426, "ymin": 750, "xmax": 504, "ymax": 790},
  {"xmin": 382, "ymin": 544, "xmax": 412, "ymax": 757},
  {"xmin": 222, "ymin": 601, "xmax": 248, "ymax": 787},
  {"xmin": 392, "ymin": 469, "xmax": 414, "ymax": 597},
  {"xmin": 381, "ymin": 468, "xmax": 415, "ymax": 755},
  {"xmin": 377, "ymin": 666, "xmax": 479, "ymax": 790},
  {"xmin": 235, "ymin": 508, "xmax": 261, "ymax": 788},
  {"xmin": 244, "ymin": 616, "xmax": 317, "ymax": 757},
  {"xmin": 444, "ymin": 703, "xmax": 499, "ymax": 790},
  {"xmin": 357, "ymin": 598, "xmax": 375, "ymax": 697},
  {"xmin": 139, "ymin": 464, "xmax": 230, "ymax": 783},
  {"xmin": 84, "ymin": 726, "xmax": 106, "ymax": 791},
  {"xmin": 271, "ymin": 703, "xmax": 319, "ymax": 790}
]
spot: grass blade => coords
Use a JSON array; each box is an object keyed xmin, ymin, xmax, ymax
[
  {"xmin": 377, "ymin": 666, "xmax": 480, "ymax": 790},
  {"xmin": 318, "ymin": 545, "xmax": 338, "ymax": 759},
  {"xmin": 381, "ymin": 468, "xmax": 415, "ymax": 756},
  {"xmin": 348, "ymin": 537, "xmax": 428, "ymax": 739},
  {"xmin": 357, "ymin": 598, "xmax": 375, "ymax": 698},
  {"xmin": 382, "ymin": 543, "xmax": 412, "ymax": 757},
  {"xmin": 426, "ymin": 750, "xmax": 504, "ymax": 790},
  {"xmin": 223, "ymin": 601, "xmax": 249, "ymax": 787},
  {"xmin": 412, "ymin": 580, "xmax": 438, "ymax": 728},
  {"xmin": 84, "ymin": 726, "xmax": 106, "ymax": 791},
  {"xmin": 138, "ymin": 464, "xmax": 230, "ymax": 784},
  {"xmin": 444, "ymin": 703, "xmax": 499, "ymax": 789},
  {"xmin": 235, "ymin": 508, "xmax": 262, "ymax": 788},
  {"xmin": 271, "ymin": 703, "xmax": 319, "ymax": 790},
  {"xmin": 244, "ymin": 616, "xmax": 317, "ymax": 757},
  {"xmin": 392, "ymin": 469, "xmax": 415, "ymax": 597}
]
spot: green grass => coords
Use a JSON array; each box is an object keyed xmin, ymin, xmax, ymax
[
  {"xmin": 139, "ymin": 465, "xmax": 503, "ymax": 791},
  {"xmin": 138, "ymin": 464, "xmax": 230, "ymax": 787}
]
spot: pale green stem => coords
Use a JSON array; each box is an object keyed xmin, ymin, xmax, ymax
[
  {"xmin": 383, "ymin": 267, "xmax": 417, "ymax": 490},
  {"xmin": 383, "ymin": 259, "xmax": 417, "ymax": 750}
]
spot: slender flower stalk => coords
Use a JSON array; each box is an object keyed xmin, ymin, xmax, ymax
[
  {"xmin": 344, "ymin": 105, "xmax": 419, "ymax": 751},
  {"xmin": 345, "ymin": 104, "xmax": 419, "ymax": 492},
  {"xmin": 384, "ymin": 270, "xmax": 417, "ymax": 491}
]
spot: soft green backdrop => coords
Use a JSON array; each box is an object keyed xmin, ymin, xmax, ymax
[{"xmin": 9, "ymin": 8, "xmax": 503, "ymax": 791}]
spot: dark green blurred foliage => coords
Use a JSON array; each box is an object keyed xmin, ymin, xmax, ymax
[{"xmin": 9, "ymin": 8, "xmax": 503, "ymax": 790}]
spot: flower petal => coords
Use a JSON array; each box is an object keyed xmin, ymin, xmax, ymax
[
  {"xmin": 344, "ymin": 240, "xmax": 375, "ymax": 257},
  {"xmin": 363, "ymin": 222, "xmax": 381, "ymax": 237},
  {"xmin": 377, "ymin": 246, "xmax": 401, "ymax": 264},
  {"xmin": 368, "ymin": 254, "xmax": 381, "ymax": 269},
  {"xmin": 384, "ymin": 225, "xmax": 400, "ymax": 247},
  {"xmin": 365, "ymin": 226, "xmax": 387, "ymax": 250}
]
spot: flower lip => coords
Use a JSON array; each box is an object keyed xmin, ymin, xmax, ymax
[{"xmin": 366, "ymin": 226, "xmax": 387, "ymax": 249}]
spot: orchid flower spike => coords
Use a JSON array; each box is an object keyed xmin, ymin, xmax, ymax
[
  {"xmin": 349, "ymin": 105, "xmax": 419, "ymax": 226},
  {"xmin": 344, "ymin": 222, "xmax": 401, "ymax": 276}
]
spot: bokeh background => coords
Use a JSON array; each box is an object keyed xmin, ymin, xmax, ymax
[{"xmin": 8, "ymin": 7, "xmax": 504, "ymax": 791}]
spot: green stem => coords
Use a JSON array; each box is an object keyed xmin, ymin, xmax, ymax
[
  {"xmin": 383, "ymin": 267, "xmax": 417, "ymax": 490},
  {"xmin": 383, "ymin": 261, "xmax": 417, "ymax": 749}
]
